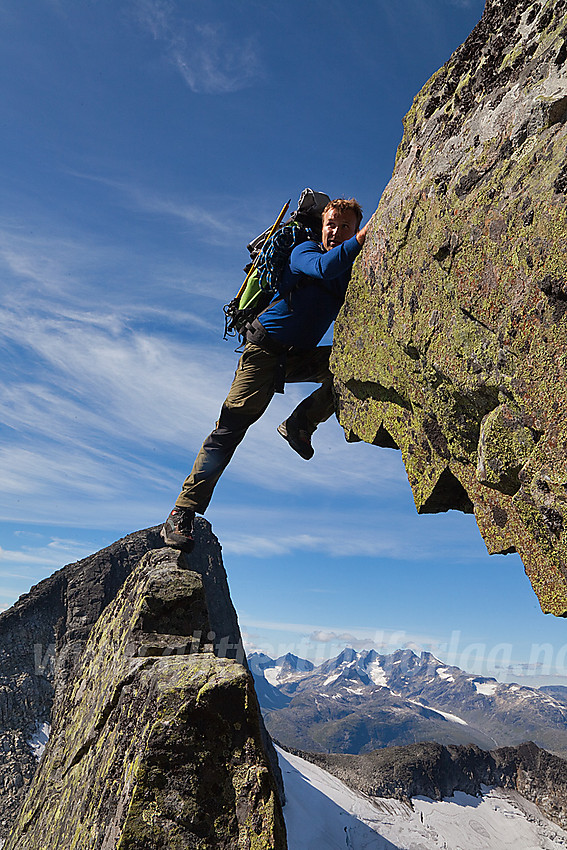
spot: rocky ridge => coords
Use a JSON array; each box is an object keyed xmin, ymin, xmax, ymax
[
  {"xmin": 0, "ymin": 524, "xmax": 285, "ymax": 849},
  {"xmin": 331, "ymin": 0, "xmax": 567, "ymax": 615},
  {"xmin": 291, "ymin": 740, "xmax": 567, "ymax": 832}
]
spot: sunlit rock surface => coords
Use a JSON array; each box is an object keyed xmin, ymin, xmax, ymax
[{"xmin": 332, "ymin": 0, "xmax": 567, "ymax": 615}]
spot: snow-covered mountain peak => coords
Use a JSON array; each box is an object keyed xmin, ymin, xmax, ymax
[
  {"xmin": 248, "ymin": 650, "xmax": 314, "ymax": 687},
  {"xmin": 252, "ymin": 646, "xmax": 567, "ymax": 758},
  {"xmin": 317, "ymin": 646, "xmax": 359, "ymax": 674}
]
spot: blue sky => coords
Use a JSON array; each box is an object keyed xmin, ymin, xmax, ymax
[{"xmin": 2, "ymin": 0, "xmax": 566, "ymax": 688}]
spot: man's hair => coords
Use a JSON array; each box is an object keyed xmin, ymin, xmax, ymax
[{"xmin": 322, "ymin": 198, "xmax": 363, "ymax": 229}]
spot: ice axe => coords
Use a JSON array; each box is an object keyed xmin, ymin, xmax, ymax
[{"xmin": 234, "ymin": 198, "xmax": 291, "ymax": 304}]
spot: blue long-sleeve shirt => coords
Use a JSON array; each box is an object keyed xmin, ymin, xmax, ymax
[{"xmin": 258, "ymin": 234, "xmax": 362, "ymax": 349}]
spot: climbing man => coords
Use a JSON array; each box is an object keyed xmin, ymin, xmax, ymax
[{"xmin": 161, "ymin": 197, "xmax": 369, "ymax": 552}]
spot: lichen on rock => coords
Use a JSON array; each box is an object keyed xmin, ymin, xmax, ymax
[{"xmin": 332, "ymin": 0, "xmax": 567, "ymax": 615}]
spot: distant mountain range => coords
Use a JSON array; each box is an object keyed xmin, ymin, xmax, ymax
[{"xmin": 249, "ymin": 648, "xmax": 567, "ymax": 756}]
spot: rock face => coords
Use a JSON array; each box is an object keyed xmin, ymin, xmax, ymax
[
  {"xmin": 331, "ymin": 0, "xmax": 567, "ymax": 615},
  {"xmin": 297, "ymin": 740, "xmax": 567, "ymax": 830},
  {"xmin": 1, "ymin": 523, "xmax": 285, "ymax": 849}
]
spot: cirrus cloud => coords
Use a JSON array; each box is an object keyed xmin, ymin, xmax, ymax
[{"xmin": 134, "ymin": 0, "xmax": 263, "ymax": 94}]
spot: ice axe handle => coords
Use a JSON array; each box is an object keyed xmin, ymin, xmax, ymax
[{"xmin": 235, "ymin": 199, "xmax": 291, "ymax": 301}]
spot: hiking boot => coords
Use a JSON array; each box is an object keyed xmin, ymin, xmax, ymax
[
  {"xmin": 160, "ymin": 507, "xmax": 195, "ymax": 553},
  {"xmin": 277, "ymin": 418, "xmax": 314, "ymax": 460}
]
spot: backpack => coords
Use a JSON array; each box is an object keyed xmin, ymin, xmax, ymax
[{"xmin": 223, "ymin": 188, "xmax": 330, "ymax": 345}]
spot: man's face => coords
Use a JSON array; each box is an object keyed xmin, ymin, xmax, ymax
[{"xmin": 322, "ymin": 207, "xmax": 358, "ymax": 251}]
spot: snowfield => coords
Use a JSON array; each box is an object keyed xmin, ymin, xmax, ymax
[
  {"xmin": 473, "ymin": 681, "xmax": 499, "ymax": 697},
  {"xmin": 277, "ymin": 746, "xmax": 567, "ymax": 849},
  {"xmin": 264, "ymin": 667, "xmax": 281, "ymax": 687},
  {"xmin": 406, "ymin": 699, "xmax": 469, "ymax": 726},
  {"xmin": 27, "ymin": 722, "xmax": 51, "ymax": 761}
]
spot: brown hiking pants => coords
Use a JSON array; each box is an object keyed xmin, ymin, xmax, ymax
[{"xmin": 175, "ymin": 343, "xmax": 334, "ymax": 513}]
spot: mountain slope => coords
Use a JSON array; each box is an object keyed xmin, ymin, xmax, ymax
[{"xmin": 278, "ymin": 744, "xmax": 567, "ymax": 849}]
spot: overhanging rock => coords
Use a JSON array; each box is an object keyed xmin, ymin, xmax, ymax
[{"xmin": 332, "ymin": 0, "xmax": 567, "ymax": 615}]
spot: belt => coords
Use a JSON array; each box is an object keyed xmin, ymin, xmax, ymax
[{"xmin": 245, "ymin": 319, "xmax": 290, "ymax": 356}]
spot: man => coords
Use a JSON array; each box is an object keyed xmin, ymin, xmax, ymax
[{"xmin": 161, "ymin": 197, "xmax": 369, "ymax": 552}]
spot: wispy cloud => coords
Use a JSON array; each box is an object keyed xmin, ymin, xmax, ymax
[
  {"xmin": 0, "ymin": 537, "xmax": 91, "ymax": 568},
  {"xmin": 213, "ymin": 499, "xmax": 487, "ymax": 563},
  {"xmin": 308, "ymin": 628, "xmax": 435, "ymax": 655},
  {"xmin": 0, "ymin": 213, "xmax": 238, "ymax": 337},
  {"xmin": 444, "ymin": 0, "xmax": 479, "ymax": 7},
  {"xmin": 241, "ymin": 616, "xmax": 445, "ymax": 661},
  {"xmin": 134, "ymin": 0, "xmax": 263, "ymax": 94},
  {"xmin": 221, "ymin": 527, "xmax": 406, "ymax": 560},
  {"xmin": 0, "ymin": 226, "xmax": 118, "ymax": 299},
  {"xmin": 134, "ymin": 0, "xmax": 172, "ymax": 39},
  {"xmin": 64, "ymin": 170, "xmax": 268, "ymax": 250},
  {"xmin": 0, "ymin": 535, "xmax": 101, "ymax": 611},
  {"xmin": 0, "ymin": 311, "xmax": 233, "ymax": 447},
  {"xmin": 125, "ymin": 191, "xmax": 260, "ymax": 247},
  {"xmin": 173, "ymin": 23, "xmax": 261, "ymax": 94},
  {"xmin": 0, "ymin": 294, "xmax": 404, "ymax": 528}
]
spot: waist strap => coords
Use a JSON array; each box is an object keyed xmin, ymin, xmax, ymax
[{"xmin": 245, "ymin": 319, "xmax": 289, "ymax": 356}]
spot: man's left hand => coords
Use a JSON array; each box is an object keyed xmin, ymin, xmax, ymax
[{"xmin": 356, "ymin": 222, "xmax": 370, "ymax": 245}]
